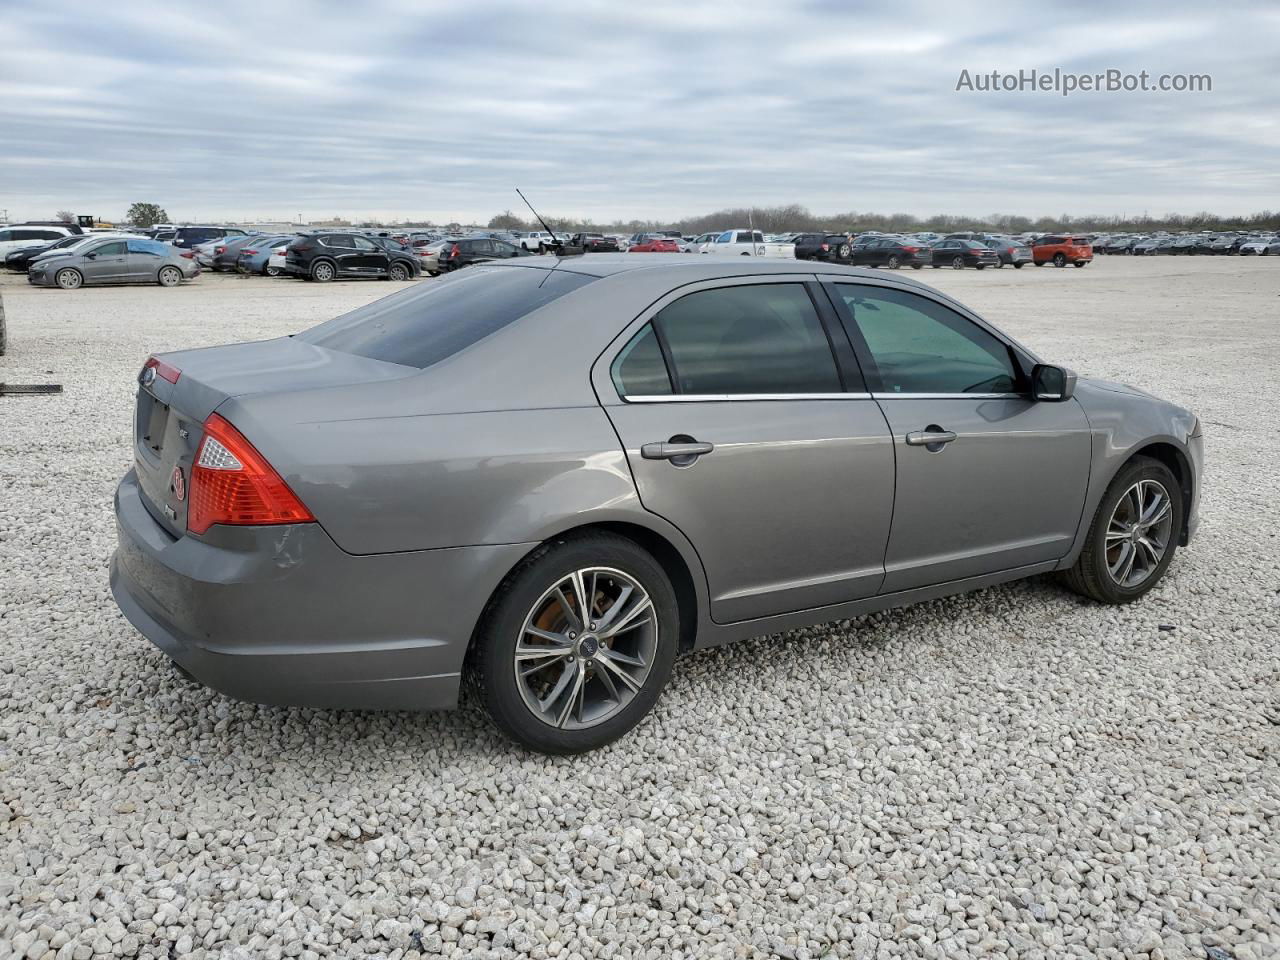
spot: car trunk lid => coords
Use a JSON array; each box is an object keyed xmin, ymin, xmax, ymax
[{"xmin": 131, "ymin": 337, "xmax": 416, "ymax": 537}]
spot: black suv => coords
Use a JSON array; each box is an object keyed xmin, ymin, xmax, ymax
[
  {"xmin": 169, "ymin": 226, "xmax": 246, "ymax": 249},
  {"xmin": 437, "ymin": 237, "xmax": 531, "ymax": 272},
  {"xmin": 568, "ymin": 233, "xmax": 620, "ymax": 253},
  {"xmin": 284, "ymin": 233, "xmax": 421, "ymax": 282},
  {"xmin": 793, "ymin": 233, "xmax": 854, "ymax": 261}
]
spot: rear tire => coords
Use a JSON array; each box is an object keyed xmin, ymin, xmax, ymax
[
  {"xmin": 157, "ymin": 266, "xmax": 182, "ymax": 287},
  {"xmin": 55, "ymin": 268, "xmax": 83, "ymax": 290},
  {"xmin": 469, "ymin": 533, "xmax": 679, "ymax": 754},
  {"xmin": 1060, "ymin": 457, "xmax": 1182, "ymax": 605},
  {"xmin": 1054, "ymin": 253, "xmax": 1067, "ymax": 267},
  {"xmin": 1013, "ymin": 262, "xmax": 1024, "ymax": 269},
  {"xmin": 887, "ymin": 255, "xmax": 901, "ymax": 269},
  {"xmin": 311, "ymin": 260, "xmax": 336, "ymax": 282},
  {"xmin": 838, "ymin": 243, "xmax": 852, "ymax": 259},
  {"xmin": 265, "ymin": 266, "xmax": 281, "ymax": 277},
  {"xmin": 1074, "ymin": 261, "xmax": 1086, "ymax": 268}
]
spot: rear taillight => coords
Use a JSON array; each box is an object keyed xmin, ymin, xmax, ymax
[
  {"xmin": 242, "ymin": 249, "xmax": 258, "ymax": 256},
  {"xmin": 820, "ymin": 243, "xmax": 829, "ymax": 251},
  {"xmin": 215, "ymin": 246, "xmax": 226, "ymax": 254},
  {"xmin": 903, "ymin": 246, "xmax": 917, "ymax": 253},
  {"xmin": 449, "ymin": 244, "xmax": 460, "ymax": 258},
  {"xmin": 180, "ymin": 251, "xmax": 195, "ymax": 259},
  {"xmin": 188, "ymin": 413, "xmax": 314, "ymax": 535},
  {"xmin": 292, "ymin": 243, "xmax": 312, "ymax": 253},
  {"xmin": 142, "ymin": 356, "xmax": 181, "ymax": 384}
]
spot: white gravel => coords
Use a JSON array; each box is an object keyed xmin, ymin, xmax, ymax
[{"xmin": 1, "ymin": 260, "xmax": 1278, "ymax": 960}]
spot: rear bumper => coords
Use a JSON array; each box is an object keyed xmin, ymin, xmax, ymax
[{"xmin": 110, "ymin": 469, "xmax": 533, "ymax": 711}]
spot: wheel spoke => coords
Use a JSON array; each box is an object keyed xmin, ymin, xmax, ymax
[
  {"xmin": 597, "ymin": 649, "xmax": 643, "ymax": 692},
  {"xmin": 556, "ymin": 665, "xmax": 586, "ymax": 728},
  {"xmin": 592, "ymin": 584, "xmax": 633, "ymax": 634},
  {"xmin": 1136, "ymin": 535, "xmax": 1163, "ymax": 569},
  {"xmin": 539, "ymin": 661, "xmax": 577, "ymax": 716},
  {"xmin": 594, "ymin": 661, "xmax": 621, "ymax": 702},
  {"xmin": 553, "ymin": 585, "xmax": 583, "ymax": 632},
  {"xmin": 1142, "ymin": 497, "xmax": 1171, "ymax": 529},
  {"xmin": 572, "ymin": 568, "xmax": 595, "ymax": 627},
  {"xmin": 600, "ymin": 595, "xmax": 652, "ymax": 639}
]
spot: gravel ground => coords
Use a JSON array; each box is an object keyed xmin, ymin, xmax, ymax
[{"xmin": 1, "ymin": 259, "xmax": 1278, "ymax": 960}]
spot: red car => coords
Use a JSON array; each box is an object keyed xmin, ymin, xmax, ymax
[
  {"xmin": 1033, "ymin": 235, "xmax": 1093, "ymax": 267},
  {"xmin": 628, "ymin": 236, "xmax": 680, "ymax": 253}
]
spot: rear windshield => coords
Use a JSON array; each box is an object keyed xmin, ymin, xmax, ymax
[{"xmin": 298, "ymin": 266, "xmax": 595, "ymax": 369}]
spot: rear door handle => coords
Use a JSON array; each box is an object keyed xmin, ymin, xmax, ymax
[
  {"xmin": 641, "ymin": 440, "xmax": 714, "ymax": 461},
  {"xmin": 905, "ymin": 429, "xmax": 957, "ymax": 447}
]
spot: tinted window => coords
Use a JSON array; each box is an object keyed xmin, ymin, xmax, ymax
[
  {"xmin": 299, "ymin": 267, "xmax": 595, "ymax": 369},
  {"xmin": 92, "ymin": 241, "xmax": 127, "ymax": 256},
  {"xmin": 655, "ymin": 284, "xmax": 840, "ymax": 395},
  {"xmin": 611, "ymin": 324, "xmax": 672, "ymax": 397},
  {"xmin": 322, "ymin": 235, "xmax": 352, "ymax": 248},
  {"xmin": 351, "ymin": 236, "xmax": 378, "ymax": 251},
  {"xmin": 836, "ymin": 285, "xmax": 1019, "ymax": 395},
  {"xmin": 127, "ymin": 239, "xmax": 170, "ymax": 256}
]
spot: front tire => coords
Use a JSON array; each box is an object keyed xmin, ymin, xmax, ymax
[
  {"xmin": 55, "ymin": 268, "xmax": 83, "ymax": 290},
  {"xmin": 470, "ymin": 534, "xmax": 679, "ymax": 754},
  {"xmin": 1013, "ymin": 262, "xmax": 1024, "ymax": 269},
  {"xmin": 1054, "ymin": 253, "xmax": 1067, "ymax": 267},
  {"xmin": 1061, "ymin": 457, "xmax": 1182, "ymax": 604},
  {"xmin": 388, "ymin": 261, "xmax": 410, "ymax": 281},
  {"xmin": 886, "ymin": 255, "xmax": 901, "ymax": 269}
]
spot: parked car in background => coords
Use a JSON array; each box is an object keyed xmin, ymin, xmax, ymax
[
  {"xmin": 0, "ymin": 224, "xmax": 82, "ymax": 258},
  {"xmin": 984, "ymin": 236, "xmax": 1034, "ymax": 268},
  {"xmin": 109, "ymin": 258, "xmax": 1202, "ymax": 754},
  {"xmin": 704, "ymin": 230, "xmax": 796, "ymax": 258},
  {"xmin": 28, "ymin": 237, "xmax": 199, "ymax": 289},
  {"xmin": 1033, "ymin": 236, "xmax": 1093, "ymax": 267},
  {"xmin": 793, "ymin": 233, "xmax": 854, "ymax": 262},
  {"xmin": 516, "ymin": 231, "xmax": 562, "ymax": 253},
  {"xmin": 411, "ymin": 238, "xmax": 452, "ymax": 275},
  {"xmin": 1238, "ymin": 235, "xmax": 1280, "ymax": 255},
  {"xmin": 284, "ymin": 233, "xmax": 421, "ymax": 282},
  {"xmin": 235, "ymin": 237, "xmax": 297, "ymax": 276},
  {"xmin": 930, "ymin": 239, "xmax": 1000, "ymax": 269},
  {"xmin": 211, "ymin": 234, "xmax": 272, "ymax": 272},
  {"xmin": 170, "ymin": 226, "xmax": 247, "ymax": 249},
  {"xmin": 569, "ymin": 233, "xmax": 620, "ymax": 252},
  {"xmin": 437, "ymin": 237, "xmax": 530, "ymax": 272},
  {"xmin": 267, "ymin": 244, "xmax": 290, "ymax": 277},
  {"xmin": 627, "ymin": 236, "xmax": 681, "ymax": 253},
  {"xmin": 5, "ymin": 233, "xmax": 98, "ymax": 271},
  {"xmin": 850, "ymin": 236, "xmax": 931, "ymax": 270}
]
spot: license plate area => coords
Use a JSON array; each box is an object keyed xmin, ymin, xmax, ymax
[{"xmin": 140, "ymin": 389, "xmax": 170, "ymax": 456}]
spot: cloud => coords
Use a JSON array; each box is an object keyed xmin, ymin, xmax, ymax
[{"xmin": 0, "ymin": 1, "xmax": 1275, "ymax": 223}]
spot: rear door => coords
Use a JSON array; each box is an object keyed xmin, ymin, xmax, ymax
[
  {"xmin": 826, "ymin": 281, "xmax": 1091, "ymax": 592},
  {"xmin": 126, "ymin": 238, "xmax": 167, "ymax": 281},
  {"xmin": 594, "ymin": 276, "xmax": 896, "ymax": 622},
  {"xmin": 321, "ymin": 234, "xmax": 358, "ymax": 274}
]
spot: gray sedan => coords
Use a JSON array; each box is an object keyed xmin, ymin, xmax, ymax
[
  {"xmin": 110, "ymin": 258, "xmax": 1203, "ymax": 753},
  {"xmin": 29, "ymin": 237, "xmax": 200, "ymax": 289}
]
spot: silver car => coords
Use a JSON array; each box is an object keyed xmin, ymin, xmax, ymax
[
  {"xmin": 110, "ymin": 258, "xmax": 1203, "ymax": 753},
  {"xmin": 29, "ymin": 237, "xmax": 200, "ymax": 289}
]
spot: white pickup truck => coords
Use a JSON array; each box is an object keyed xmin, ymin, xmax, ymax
[{"xmin": 702, "ymin": 229, "xmax": 795, "ymax": 258}]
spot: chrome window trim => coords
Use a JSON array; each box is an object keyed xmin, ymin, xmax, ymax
[
  {"xmin": 871, "ymin": 392, "xmax": 1026, "ymax": 400},
  {"xmin": 623, "ymin": 392, "xmax": 873, "ymax": 403}
]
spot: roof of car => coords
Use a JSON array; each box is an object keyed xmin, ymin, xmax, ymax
[{"xmin": 488, "ymin": 253, "xmax": 936, "ymax": 289}]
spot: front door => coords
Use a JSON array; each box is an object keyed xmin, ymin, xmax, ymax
[
  {"xmin": 82, "ymin": 240, "xmax": 130, "ymax": 283},
  {"xmin": 350, "ymin": 235, "xmax": 386, "ymax": 275},
  {"xmin": 596, "ymin": 277, "xmax": 896, "ymax": 623},
  {"xmin": 826, "ymin": 282, "xmax": 1091, "ymax": 593}
]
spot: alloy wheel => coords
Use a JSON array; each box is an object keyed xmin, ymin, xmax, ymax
[
  {"xmin": 1105, "ymin": 479, "xmax": 1174, "ymax": 588},
  {"xmin": 56, "ymin": 269, "xmax": 82, "ymax": 290},
  {"xmin": 514, "ymin": 566, "xmax": 657, "ymax": 730}
]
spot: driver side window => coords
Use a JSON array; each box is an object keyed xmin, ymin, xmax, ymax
[{"xmin": 835, "ymin": 285, "xmax": 1021, "ymax": 394}]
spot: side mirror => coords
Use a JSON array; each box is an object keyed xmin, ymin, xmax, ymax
[
  {"xmin": 85, "ymin": 252, "xmax": 97, "ymax": 259},
  {"xmin": 1032, "ymin": 363, "xmax": 1077, "ymax": 402}
]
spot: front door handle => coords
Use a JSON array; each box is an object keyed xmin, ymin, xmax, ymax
[
  {"xmin": 641, "ymin": 440, "xmax": 714, "ymax": 463},
  {"xmin": 905, "ymin": 427, "xmax": 957, "ymax": 449}
]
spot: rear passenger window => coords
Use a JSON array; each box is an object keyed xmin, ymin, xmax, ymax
[
  {"xmin": 611, "ymin": 325, "xmax": 672, "ymax": 397},
  {"xmin": 652, "ymin": 284, "xmax": 841, "ymax": 395}
]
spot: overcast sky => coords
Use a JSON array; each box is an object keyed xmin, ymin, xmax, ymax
[{"xmin": 2, "ymin": 2, "xmax": 1277, "ymax": 224}]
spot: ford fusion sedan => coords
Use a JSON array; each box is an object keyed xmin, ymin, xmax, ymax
[
  {"xmin": 29, "ymin": 237, "xmax": 199, "ymax": 289},
  {"xmin": 110, "ymin": 257, "xmax": 1202, "ymax": 754}
]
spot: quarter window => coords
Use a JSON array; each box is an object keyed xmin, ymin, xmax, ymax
[
  {"xmin": 651, "ymin": 284, "xmax": 841, "ymax": 395},
  {"xmin": 835, "ymin": 285, "xmax": 1021, "ymax": 395},
  {"xmin": 611, "ymin": 324, "xmax": 672, "ymax": 396}
]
